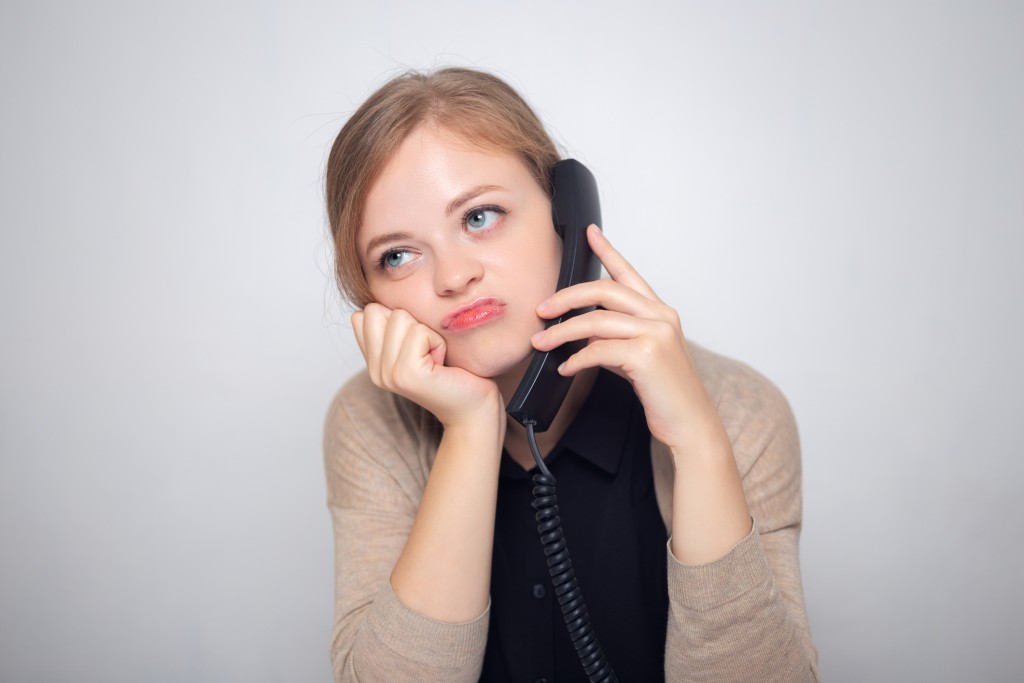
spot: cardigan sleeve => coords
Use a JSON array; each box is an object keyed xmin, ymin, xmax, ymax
[
  {"xmin": 323, "ymin": 375, "xmax": 489, "ymax": 682},
  {"xmin": 662, "ymin": 352, "xmax": 819, "ymax": 682}
]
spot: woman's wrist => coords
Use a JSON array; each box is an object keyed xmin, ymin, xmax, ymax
[
  {"xmin": 437, "ymin": 391, "xmax": 506, "ymax": 453},
  {"xmin": 663, "ymin": 411, "xmax": 733, "ymax": 465},
  {"xmin": 663, "ymin": 408, "xmax": 752, "ymax": 564}
]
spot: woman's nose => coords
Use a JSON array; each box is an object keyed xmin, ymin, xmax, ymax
[{"xmin": 433, "ymin": 246, "xmax": 484, "ymax": 295}]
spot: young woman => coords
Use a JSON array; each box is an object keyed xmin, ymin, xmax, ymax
[{"xmin": 323, "ymin": 67, "xmax": 818, "ymax": 682}]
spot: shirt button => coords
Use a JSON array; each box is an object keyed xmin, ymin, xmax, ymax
[{"xmin": 532, "ymin": 583, "xmax": 546, "ymax": 599}]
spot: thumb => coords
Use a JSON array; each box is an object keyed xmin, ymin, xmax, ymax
[{"xmin": 426, "ymin": 328, "xmax": 446, "ymax": 366}]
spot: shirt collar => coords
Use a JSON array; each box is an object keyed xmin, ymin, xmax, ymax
[{"xmin": 501, "ymin": 369, "xmax": 634, "ymax": 478}]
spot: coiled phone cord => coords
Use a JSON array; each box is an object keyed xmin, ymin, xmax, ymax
[{"xmin": 525, "ymin": 419, "xmax": 619, "ymax": 683}]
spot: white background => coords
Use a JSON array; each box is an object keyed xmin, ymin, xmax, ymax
[{"xmin": 2, "ymin": 1, "xmax": 1021, "ymax": 681}]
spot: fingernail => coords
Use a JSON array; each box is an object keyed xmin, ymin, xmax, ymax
[
  {"xmin": 531, "ymin": 330, "xmax": 545, "ymax": 343},
  {"xmin": 537, "ymin": 299, "xmax": 550, "ymax": 312},
  {"xmin": 557, "ymin": 362, "xmax": 567, "ymax": 374}
]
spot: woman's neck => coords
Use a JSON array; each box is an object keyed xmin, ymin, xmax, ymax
[{"xmin": 498, "ymin": 366, "xmax": 599, "ymax": 471}]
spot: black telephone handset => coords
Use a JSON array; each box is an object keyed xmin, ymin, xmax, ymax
[
  {"xmin": 504, "ymin": 160, "xmax": 619, "ymax": 683},
  {"xmin": 506, "ymin": 159, "xmax": 603, "ymax": 433}
]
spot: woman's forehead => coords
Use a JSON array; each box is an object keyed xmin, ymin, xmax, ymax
[{"xmin": 365, "ymin": 131, "xmax": 530, "ymax": 217}]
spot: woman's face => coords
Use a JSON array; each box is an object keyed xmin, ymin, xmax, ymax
[{"xmin": 358, "ymin": 125, "xmax": 562, "ymax": 382}]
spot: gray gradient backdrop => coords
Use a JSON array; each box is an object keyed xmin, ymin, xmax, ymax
[{"xmin": 1, "ymin": 1, "xmax": 1021, "ymax": 681}]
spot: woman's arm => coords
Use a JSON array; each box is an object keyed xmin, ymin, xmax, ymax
[
  {"xmin": 533, "ymin": 227, "xmax": 817, "ymax": 680},
  {"xmin": 352, "ymin": 304, "xmax": 506, "ymax": 622},
  {"xmin": 659, "ymin": 355, "xmax": 819, "ymax": 682},
  {"xmin": 388, "ymin": 400, "xmax": 504, "ymax": 621},
  {"xmin": 324, "ymin": 305, "xmax": 506, "ymax": 682},
  {"xmin": 532, "ymin": 225, "xmax": 752, "ymax": 561}
]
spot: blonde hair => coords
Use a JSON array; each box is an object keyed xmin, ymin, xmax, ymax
[{"xmin": 325, "ymin": 67, "xmax": 561, "ymax": 308}]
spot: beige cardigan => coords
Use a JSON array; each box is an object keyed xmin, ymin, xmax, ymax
[{"xmin": 324, "ymin": 344, "xmax": 819, "ymax": 681}]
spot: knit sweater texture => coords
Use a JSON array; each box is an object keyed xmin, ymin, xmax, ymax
[{"xmin": 324, "ymin": 343, "xmax": 819, "ymax": 681}]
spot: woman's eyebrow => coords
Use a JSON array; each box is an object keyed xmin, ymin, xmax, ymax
[
  {"xmin": 445, "ymin": 184, "xmax": 505, "ymax": 217},
  {"xmin": 363, "ymin": 185, "xmax": 506, "ymax": 258}
]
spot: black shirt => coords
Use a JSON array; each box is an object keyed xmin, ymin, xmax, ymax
[{"xmin": 481, "ymin": 370, "xmax": 669, "ymax": 683}]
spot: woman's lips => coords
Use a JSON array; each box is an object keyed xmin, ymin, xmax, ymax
[{"xmin": 442, "ymin": 297, "xmax": 507, "ymax": 332}]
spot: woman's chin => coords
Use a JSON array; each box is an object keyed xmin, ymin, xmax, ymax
[{"xmin": 444, "ymin": 345, "xmax": 534, "ymax": 383}]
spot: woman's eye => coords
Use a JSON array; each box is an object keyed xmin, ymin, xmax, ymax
[
  {"xmin": 465, "ymin": 207, "xmax": 503, "ymax": 232},
  {"xmin": 379, "ymin": 249, "xmax": 413, "ymax": 270}
]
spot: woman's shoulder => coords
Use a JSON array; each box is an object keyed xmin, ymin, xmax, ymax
[
  {"xmin": 324, "ymin": 370, "xmax": 442, "ymax": 472},
  {"xmin": 328, "ymin": 368, "xmax": 434, "ymax": 419},
  {"xmin": 689, "ymin": 343, "xmax": 790, "ymax": 409},
  {"xmin": 687, "ymin": 342, "xmax": 799, "ymax": 474}
]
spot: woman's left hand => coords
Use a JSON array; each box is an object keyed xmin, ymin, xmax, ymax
[{"xmin": 531, "ymin": 225, "xmax": 724, "ymax": 451}]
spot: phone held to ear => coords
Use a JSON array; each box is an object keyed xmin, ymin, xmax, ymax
[
  {"xmin": 503, "ymin": 160, "xmax": 620, "ymax": 682},
  {"xmin": 506, "ymin": 159, "xmax": 602, "ymax": 432}
]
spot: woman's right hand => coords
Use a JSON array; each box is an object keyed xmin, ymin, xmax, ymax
[{"xmin": 352, "ymin": 303, "xmax": 502, "ymax": 429}]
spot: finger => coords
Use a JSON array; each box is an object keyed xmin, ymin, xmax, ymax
[
  {"xmin": 360, "ymin": 304, "xmax": 392, "ymax": 384},
  {"xmin": 556, "ymin": 338, "xmax": 638, "ymax": 378},
  {"xmin": 587, "ymin": 225, "xmax": 661, "ymax": 301},
  {"xmin": 379, "ymin": 309, "xmax": 418, "ymax": 387},
  {"xmin": 538, "ymin": 277, "xmax": 665, "ymax": 320},
  {"xmin": 397, "ymin": 320, "xmax": 447, "ymax": 377},
  {"xmin": 532, "ymin": 309, "xmax": 660, "ymax": 351},
  {"xmin": 351, "ymin": 311, "xmax": 366, "ymax": 357},
  {"xmin": 424, "ymin": 327, "xmax": 447, "ymax": 366},
  {"xmin": 429, "ymin": 340, "xmax": 447, "ymax": 367}
]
